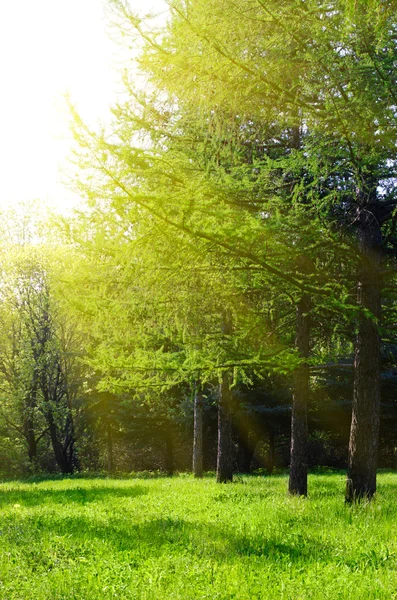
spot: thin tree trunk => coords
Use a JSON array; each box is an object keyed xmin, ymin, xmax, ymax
[
  {"xmin": 289, "ymin": 294, "xmax": 311, "ymax": 496},
  {"xmin": 237, "ymin": 434, "xmax": 255, "ymax": 473},
  {"xmin": 164, "ymin": 428, "xmax": 174, "ymax": 476},
  {"xmin": 25, "ymin": 384, "xmax": 38, "ymax": 462},
  {"xmin": 193, "ymin": 384, "xmax": 203, "ymax": 478},
  {"xmin": 267, "ymin": 426, "xmax": 275, "ymax": 475},
  {"xmin": 216, "ymin": 371, "xmax": 234, "ymax": 483},
  {"xmin": 107, "ymin": 421, "xmax": 114, "ymax": 472},
  {"xmin": 25, "ymin": 417, "xmax": 37, "ymax": 462},
  {"xmin": 346, "ymin": 207, "xmax": 381, "ymax": 502}
]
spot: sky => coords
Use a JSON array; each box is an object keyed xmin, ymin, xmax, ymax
[{"xmin": 0, "ymin": 0, "xmax": 167, "ymax": 214}]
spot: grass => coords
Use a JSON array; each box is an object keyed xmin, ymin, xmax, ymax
[{"xmin": 0, "ymin": 472, "xmax": 397, "ymax": 599}]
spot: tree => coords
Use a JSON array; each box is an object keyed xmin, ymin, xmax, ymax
[
  {"xmin": 192, "ymin": 381, "xmax": 203, "ymax": 477},
  {"xmin": 109, "ymin": 0, "xmax": 397, "ymax": 500},
  {"xmin": 0, "ymin": 232, "xmax": 88, "ymax": 475},
  {"xmin": 64, "ymin": 193, "xmax": 292, "ymax": 480},
  {"xmin": 0, "ymin": 280, "xmax": 48, "ymax": 464}
]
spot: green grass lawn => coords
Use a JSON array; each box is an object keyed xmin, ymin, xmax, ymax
[{"xmin": 0, "ymin": 472, "xmax": 397, "ymax": 599}]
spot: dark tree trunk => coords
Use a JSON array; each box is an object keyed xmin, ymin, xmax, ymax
[
  {"xmin": 267, "ymin": 426, "xmax": 275, "ymax": 475},
  {"xmin": 236, "ymin": 424, "xmax": 257, "ymax": 473},
  {"xmin": 289, "ymin": 294, "xmax": 311, "ymax": 496},
  {"xmin": 24, "ymin": 384, "xmax": 39, "ymax": 462},
  {"xmin": 193, "ymin": 384, "xmax": 203, "ymax": 478},
  {"xmin": 25, "ymin": 417, "xmax": 37, "ymax": 462},
  {"xmin": 164, "ymin": 428, "xmax": 174, "ymax": 476},
  {"xmin": 202, "ymin": 420, "xmax": 215, "ymax": 472},
  {"xmin": 47, "ymin": 408, "xmax": 76, "ymax": 474},
  {"xmin": 237, "ymin": 435, "xmax": 256, "ymax": 473},
  {"xmin": 346, "ymin": 206, "xmax": 382, "ymax": 502},
  {"xmin": 49, "ymin": 425, "xmax": 74, "ymax": 474},
  {"xmin": 107, "ymin": 421, "xmax": 114, "ymax": 472},
  {"xmin": 216, "ymin": 372, "xmax": 234, "ymax": 483}
]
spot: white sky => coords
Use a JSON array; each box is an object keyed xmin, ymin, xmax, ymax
[{"xmin": 0, "ymin": 0, "xmax": 167, "ymax": 215}]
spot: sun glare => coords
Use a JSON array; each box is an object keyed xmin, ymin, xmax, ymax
[{"xmin": 0, "ymin": 0, "xmax": 166, "ymax": 215}]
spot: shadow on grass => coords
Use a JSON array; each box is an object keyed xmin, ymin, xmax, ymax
[
  {"xmin": 2, "ymin": 476, "xmax": 393, "ymax": 571},
  {"xmin": 1, "ymin": 471, "xmax": 172, "ymax": 484},
  {"xmin": 4, "ymin": 509, "xmax": 333, "ymax": 567},
  {"xmin": 0, "ymin": 484, "xmax": 148, "ymax": 507}
]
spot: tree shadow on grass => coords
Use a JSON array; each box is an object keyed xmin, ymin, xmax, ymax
[
  {"xmin": 0, "ymin": 483, "xmax": 148, "ymax": 507},
  {"xmin": 5, "ymin": 510, "xmax": 334, "ymax": 568}
]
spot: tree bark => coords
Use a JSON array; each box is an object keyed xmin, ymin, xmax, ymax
[
  {"xmin": 237, "ymin": 434, "xmax": 256, "ymax": 473},
  {"xmin": 267, "ymin": 426, "xmax": 275, "ymax": 475},
  {"xmin": 24, "ymin": 383, "xmax": 39, "ymax": 462},
  {"xmin": 107, "ymin": 421, "xmax": 114, "ymax": 472},
  {"xmin": 47, "ymin": 403, "xmax": 76, "ymax": 474},
  {"xmin": 25, "ymin": 416, "xmax": 37, "ymax": 462},
  {"xmin": 164, "ymin": 427, "xmax": 174, "ymax": 476},
  {"xmin": 193, "ymin": 384, "xmax": 203, "ymax": 478},
  {"xmin": 48, "ymin": 424, "xmax": 74, "ymax": 474},
  {"xmin": 289, "ymin": 294, "xmax": 311, "ymax": 496},
  {"xmin": 216, "ymin": 371, "xmax": 234, "ymax": 483},
  {"xmin": 346, "ymin": 207, "xmax": 382, "ymax": 502}
]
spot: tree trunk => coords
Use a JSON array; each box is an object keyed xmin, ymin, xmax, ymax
[
  {"xmin": 237, "ymin": 435, "xmax": 256, "ymax": 473},
  {"xmin": 267, "ymin": 426, "xmax": 275, "ymax": 475},
  {"xmin": 24, "ymin": 384, "xmax": 39, "ymax": 462},
  {"xmin": 47, "ymin": 410, "xmax": 75, "ymax": 474},
  {"xmin": 107, "ymin": 421, "xmax": 114, "ymax": 472},
  {"xmin": 193, "ymin": 384, "xmax": 203, "ymax": 478},
  {"xmin": 164, "ymin": 427, "xmax": 174, "ymax": 476},
  {"xmin": 25, "ymin": 416, "xmax": 37, "ymax": 462},
  {"xmin": 346, "ymin": 207, "xmax": 381, "ymax": 502},
  {"xmin": 49, "ymin": 425, "xmax": 74, "ymax": 474},
  {"xmin": 216, "ymin": 372, "xmax": 234, "ymax": 483},
  {"xmin": 289, "ymin": 294, "xmax": 311, "ymax": 496}
]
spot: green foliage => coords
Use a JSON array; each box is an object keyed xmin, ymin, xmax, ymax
[
  {"xmin": 2, "ymin": 0, "xmax": 397, "ymax": 486},
  {"xmin": 0, "ymin": 216, "xmax": 90, "ymax": 473}
]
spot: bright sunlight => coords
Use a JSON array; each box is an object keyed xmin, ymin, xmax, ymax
[{"xmin": 0, "ymin": 0, "xmax": 166, "ymax": 213}]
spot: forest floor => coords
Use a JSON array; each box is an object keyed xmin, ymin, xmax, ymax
[{"xmin": 0, "ymin": 472, "xmax": 397, "ymax": 599}]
